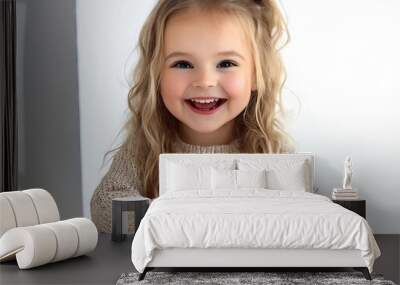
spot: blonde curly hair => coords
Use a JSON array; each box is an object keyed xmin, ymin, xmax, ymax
[{"xmin": 103, "ymin": 0, "xmax": 296, "ymax": 199}]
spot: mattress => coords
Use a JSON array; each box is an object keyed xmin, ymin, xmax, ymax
[{"xmin": 131, "ymin": 189, "xmax": 381, "ymax": 273}]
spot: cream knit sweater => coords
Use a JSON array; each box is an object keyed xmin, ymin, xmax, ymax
[{"xmin": 90, "ymin": 136, "xmax": 241, "ymax": 233}]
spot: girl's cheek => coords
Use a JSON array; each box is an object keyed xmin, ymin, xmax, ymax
[
  {"xmin": 161, "ymin": 71, "xmax": 187, "ymax": 101},
  {"xmin": 220, "ymin": 72, "xmax": 249, "ymax": 99}
]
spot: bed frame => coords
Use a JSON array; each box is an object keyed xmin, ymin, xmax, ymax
[
  {"xmin": 140, "ymin": 248, "xmax": 371, "ymax": 280},
  {"xmin": 137, "ymin": 153, "xmax": 372, "ymax": 281}
]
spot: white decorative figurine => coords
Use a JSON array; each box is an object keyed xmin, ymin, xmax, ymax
[{"xmin": 342, "ymin": 156, "xmax": 353, "ymax": 190}]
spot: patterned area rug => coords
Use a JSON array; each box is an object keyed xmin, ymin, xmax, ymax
[{"xmin": 116, "ymin": 271, "xmax": 396, "ymax": 285}]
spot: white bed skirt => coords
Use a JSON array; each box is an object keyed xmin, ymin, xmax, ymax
[{"xmin": 147, "ymin": 248, "xmax": 366, "ymax": 268}]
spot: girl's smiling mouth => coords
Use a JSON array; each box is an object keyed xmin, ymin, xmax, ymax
[{"xmin": 184, "ymin": 98, "xmax": 228, "ymax": 115}]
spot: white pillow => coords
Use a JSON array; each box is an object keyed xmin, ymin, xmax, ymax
[
  {"xmin": 211, "ymin": 168, "xmax": 237, "ymax": 190},
  {"xmin": 237, "ymin": 158, "xmax": 309, "ymax": 191},
  {"xmin": 266, "ymin": 166, "xmax": 307, "ymax": 191},
  {"xmin": 236, "ymin": 169, "xmax": 268, "ymax": 188},
  {"xmin": 167, "ymin": 162, "xmax": 212, "ymax": 191},
  {"xmin": 211, "ymin": 168, "xmax": 268, "ymax": 190},
  {"xmin": 166, "ymin": 158, "xmax": 236, "ymax": 171}
]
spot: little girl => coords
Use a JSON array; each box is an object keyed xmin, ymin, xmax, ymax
[{"xmin": 91, "ymin": 0, "xmax": 296, "ymax": 233}]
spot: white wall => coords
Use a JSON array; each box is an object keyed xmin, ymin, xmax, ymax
[
  {"xmin": 281, "ymin": 0, "xmax": 400, "ymax": 233},
  {"xmin": 76, "ymin": 0, "xmax": 400, "ymax": 233},
  {"xmin": 76, "ymin": 0, "xmax": 158, "ymax": 218}
]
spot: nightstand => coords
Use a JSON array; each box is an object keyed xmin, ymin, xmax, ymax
[
  {"xmin": 332, "ymin": 199, "xmax": 366, "ymax": 219},
  {"xmin": 112, "ymin": 196, "xmax": 150, "ymax": 242}
]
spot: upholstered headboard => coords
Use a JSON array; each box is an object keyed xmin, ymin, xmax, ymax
[{"xmin": 159, "ymin": 153, "xmax": 315, "ymax": 196}]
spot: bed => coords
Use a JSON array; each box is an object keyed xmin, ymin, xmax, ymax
[{"xmin": 130, "ymin": 153, "xmax": 381, "ymax": 281}]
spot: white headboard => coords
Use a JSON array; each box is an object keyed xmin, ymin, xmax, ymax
[{"xmin": 159, "ymin": 153, "xmax": 315, "ymax": 196}]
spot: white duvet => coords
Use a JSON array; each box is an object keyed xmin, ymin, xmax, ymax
[{"xmin": 131, "ymin": 189, "xmax": 381, "ymax": 273}]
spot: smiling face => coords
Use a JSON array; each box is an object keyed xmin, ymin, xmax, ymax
[{"xmin": 160, "ymin": 8, "xmax": 256, "ymax": 145}]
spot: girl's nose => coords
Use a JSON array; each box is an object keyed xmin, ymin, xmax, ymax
[{"xmin": 191, "ymin": 68, "xmax": 217, "ymax": 88}]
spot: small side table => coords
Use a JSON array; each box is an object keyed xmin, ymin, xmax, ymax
[
  {"xmin": 112, "ymin": 196, "xmax": 150, "ymax": 242},
  {"xmin": 332, "ymin": 199, "xmax": 366, "ymax": 219}
]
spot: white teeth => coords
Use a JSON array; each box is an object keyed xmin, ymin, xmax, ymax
[{"xmin": 189, "ymin": 98, "xmax": 220, "ymax": 104}]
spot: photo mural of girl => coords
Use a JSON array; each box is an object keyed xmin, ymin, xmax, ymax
[{"xmin": 90, "ymin": 0, "xmax": 296, "ymax": 233}]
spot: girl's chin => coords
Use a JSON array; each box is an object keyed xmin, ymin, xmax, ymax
[{"xmin": 180, "ymin": 121, "xmax": 225, "ymax": 135}]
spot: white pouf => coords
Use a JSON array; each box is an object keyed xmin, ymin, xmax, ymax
[
  {"xmin": 0, "ymin": 189, "xmax": 98, "ymax": 269},
  {"xmin": 0, "ymin": 218, "xmax": 98, "ymax": 269}
]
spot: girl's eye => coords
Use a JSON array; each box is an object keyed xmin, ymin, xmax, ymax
[
  {"xmin": 218, "ymin": 60, "xmax": 237, "ymax": 68},
  {"xmin": 171, "ymin": 61, "xmax": 193, "ymax": 69},
  {"xmin": 170, "ymin": 60, "xmax": 238, "ymax": 69}
]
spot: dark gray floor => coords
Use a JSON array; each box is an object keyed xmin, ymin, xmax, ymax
[
  {"xmin": 0, "ymin": 234, "xmax": 398, "ymax": 285},
  {"xmin": 0, "ymin": 234, "xmax": 134, "ymax": 285},
  {"xmin": 374, "ymin": 234, "xmax": 400, "ymax": 284}
]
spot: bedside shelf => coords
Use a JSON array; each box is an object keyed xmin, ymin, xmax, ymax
[
  {"xmin": 112, "ymin": 196, "xmax": 151, "ymax": 242},
  {"xmin": 332, "ymin": 199, "xmax": 366, "ymax": 219}
]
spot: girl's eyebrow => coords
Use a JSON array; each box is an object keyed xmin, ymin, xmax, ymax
[{"xmin": 165, "ymin": 50, "xmax": 245, "ymax": 61}]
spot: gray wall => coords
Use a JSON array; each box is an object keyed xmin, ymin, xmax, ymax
[{"xmin": 16, "ymin": 0, "xmax": 82, "ymax": 219}]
